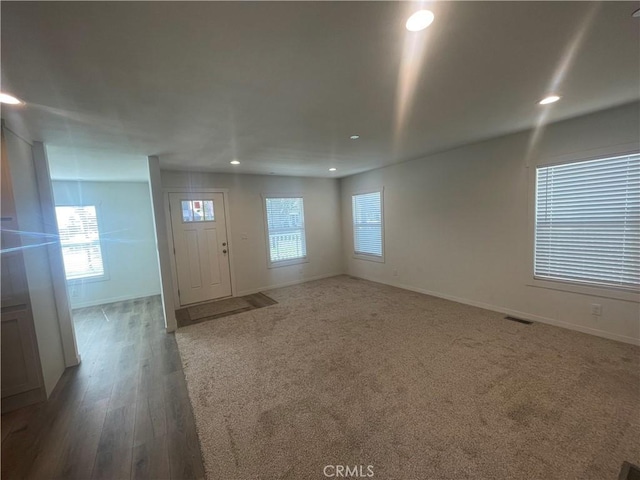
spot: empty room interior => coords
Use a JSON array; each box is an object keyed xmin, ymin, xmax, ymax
[{"xmin": 1, "ymin": 2, "xmax": 639, "ymax": 479}]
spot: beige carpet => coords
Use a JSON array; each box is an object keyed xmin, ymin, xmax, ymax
[{"xmin": 175, "ymin": 276, "xmax": 640, "ymax": 480}]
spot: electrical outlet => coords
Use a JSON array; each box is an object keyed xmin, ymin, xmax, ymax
[
  {"xmin": 591, "ymin": 304, "xmax": 602, "ymax": 316},
  {"xmin": 393, "ymin": 269, "xmax": 398, "ymax": 277}
]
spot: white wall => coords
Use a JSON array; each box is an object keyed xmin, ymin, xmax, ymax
[
  {"xmin": 160, "ymin": 172, "xmax": 344, "ymax": 296},
  {"xmin": 33, "ymin": 142, "xmax": 79, "ymax": 367},
  {"xmin": 52, "ymin": 181, "xmax": 161, "ymax": 308},
  {"xmin": 4, "ymin": 128, "xmax": 66, "ymax": 396},
  {"xmin": 341, "ymin": 102, "xmax": 640, "ymax": 345},
  {"xmin": 148, "ymin": 156, "xmax": 177, "ymax": 331}
]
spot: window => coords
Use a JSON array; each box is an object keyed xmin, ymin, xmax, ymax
[
  {"xmin": 55, "ymin": 205, "xmax": 105, "ymax": 281},
  {"xmin": 352, "ymin": 190, "xmax": 384, "ymax": 260},
  {"xmin": 264, "ymin": 197, "xmax": 307, "ymax": 266},
  {"xmin": 181, "ymin": 200, "xmax": 214, "ymax": 222},
  {"xmin": 535, "ymin": 152, "xmax": 639, "ymax": 290}
]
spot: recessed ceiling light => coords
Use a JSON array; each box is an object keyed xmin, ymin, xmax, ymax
[
  {"xmin": 406, "ymin": 10, "xmax": 435, "ymax": 32},
  {"xmin": 0, "ymin": 93, "xmax": 22, "ymax": 104},
  {"xmin": 539, "ymin": 95, "xmax": 561, "ymax": 105},
  {"xmin": 633, "ymin": 7, "xmax": 640, "ymax": 17},
  {"xmin": 230, "ymin": 160, "xmax": 240, "ymax": 165},
  {"xmin": 329, "ymin": 168, "xmax": 337, "ymax": 172},
  {"xmin": 350, "ymin": 135, "xmax": 360, "ymax": 140}
]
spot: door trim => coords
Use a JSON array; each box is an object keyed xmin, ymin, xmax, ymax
[{"xmin": 164, "ymin": 188, "xmax": 237, "ymax": 307}]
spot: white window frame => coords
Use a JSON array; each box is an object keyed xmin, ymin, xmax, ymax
[
  {"xmin": 527, "ymin": 143, "xmax": 639, "ymax": 303},
  {"xmin": 55, "ymin": 204, "xmax": 108, "ymax": 283},
  {"xmin": 262, "ymin": 194, "xmax": 309, "ymax": 268},
  {"xmin": 352, "ymin": 187, "xmax": 385, "ymax": 263}
]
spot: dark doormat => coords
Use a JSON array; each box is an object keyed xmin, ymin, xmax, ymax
[
  {"xmin": 176, "ymin": 292, "xmax": 277, "ymax": 328},
  {"xmin": 619, "ymin": 462, "xmax": 640, "ymax": 480}
]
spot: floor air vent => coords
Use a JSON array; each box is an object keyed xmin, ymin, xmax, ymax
[{"xmin": 505, "ymin": 316, "xmax": 533, "ymax": 325}]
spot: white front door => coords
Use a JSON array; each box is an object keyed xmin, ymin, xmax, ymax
[{"xmin": 169, "ymin": 192, "xmax": 232, "ymax": 306}]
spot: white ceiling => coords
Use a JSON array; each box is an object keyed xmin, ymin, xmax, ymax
[{"xmin": 2, "ymin": 1, "xmax": 639, "ymax": 180}]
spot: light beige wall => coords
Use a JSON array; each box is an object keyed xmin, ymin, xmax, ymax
[
  {"xmin": 148, "ymin": 156, "xmax": 177, "ymax": 331},
  {"xmin": 52, "ymin": 180, "xmax": 161, "ymax": 308},
  {"xmin": 4, "ymin": 128, "xmax": 66, "ymax": 396},
  {"xmin": 341, "ymin": 102, "xmax": 640, "ymax": 344},
  {"xmin": 160, "ymin": 171, "xmax": 344, "ymax": 296}
]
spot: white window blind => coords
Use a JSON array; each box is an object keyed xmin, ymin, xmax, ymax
[
  {"xmin": 535, "ymin": 153, "xmax": 640, "ymax": 289},
  {"xmin": 352, "ymin": 191, "xmax": 383, "ymax": 257},
  {"xmin": 265, "ymin": 197, "xmax": 307, "ymax": 264},
  {"xmin": 55, "ymin": 205, "xmax": 105, "ymax": 280}
]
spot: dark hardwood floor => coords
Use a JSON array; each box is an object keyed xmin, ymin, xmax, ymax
[{"xmin": 1, "ymin": 295, "xmax": 205, "ymax": 479}]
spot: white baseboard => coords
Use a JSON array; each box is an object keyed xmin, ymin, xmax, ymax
[
  {"xmin": 65, "ymin": 353, "xmax": 81, "ymax": 367},
  {"xmin": 351, "ymin": 274, "xmax": 640, "ymax": 347},
  {"xmin": 236, "ymin": 272, "xmax": 345, "ymax": 297},
  {"xmin": 71, "ymin": 291, "xmax": 162, "ymax": 309}
]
